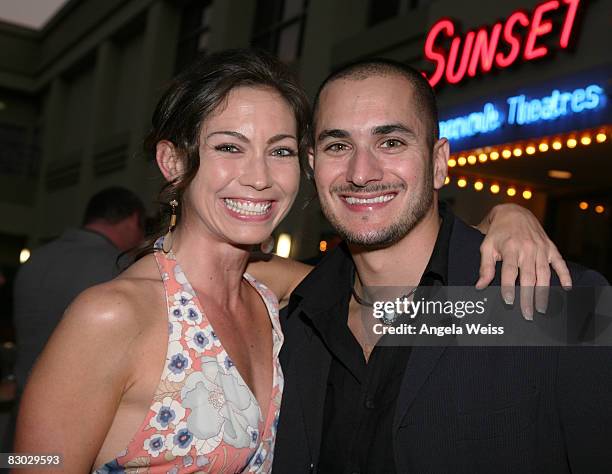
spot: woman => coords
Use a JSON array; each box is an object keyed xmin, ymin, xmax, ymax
[{"xmin": 15, "ymin": 50, "xmax": 568, "ymax": 473}]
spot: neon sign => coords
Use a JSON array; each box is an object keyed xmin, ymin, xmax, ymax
[
  {"xmin": 425, "ymin": 0, "xmax": 581, "ymax": 87},
  {"xmin": 439, "ymin": 84, "xmax": 605, "ymax": 141}
]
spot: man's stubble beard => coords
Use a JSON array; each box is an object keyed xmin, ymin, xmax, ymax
[{"xmin": 318, "ymin": 157, "xmax": 434, "ymax": 249}]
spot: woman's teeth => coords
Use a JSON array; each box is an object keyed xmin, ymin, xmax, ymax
[
  {"xmin": 224, "ymin": 198, "xmax": 272, "ymax": 216},
  {"xmin": 344, "ymin": 194, "xmax": 395, "ymax": 205}
]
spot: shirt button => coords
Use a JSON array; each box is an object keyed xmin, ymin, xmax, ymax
[{"xmin": 364, "ymin": 397, "xmax": 375, "ymax": 409}]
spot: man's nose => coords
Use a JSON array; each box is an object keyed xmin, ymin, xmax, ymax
[{"xmin": 346, "ymin": 147, "xmax": 383, "ymax": 187}]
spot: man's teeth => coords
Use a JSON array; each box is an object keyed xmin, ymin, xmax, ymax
[
  {"xmin": 345, "ymin": 194, "xmax": 395, "ymax": 205},
  {"xmin": 224, "ymin": 199, "xmax": 272, "ymax": 216}
]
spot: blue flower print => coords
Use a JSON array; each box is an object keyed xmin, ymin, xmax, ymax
[
  {"xmin": 166, "ymin": 341, "xmax": 192, "ymax": 382},
  {"xmin": 165, "ymin": 422, "xmax": 194, "ymax": 456}
]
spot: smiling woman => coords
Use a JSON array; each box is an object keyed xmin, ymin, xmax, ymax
[{"xmin": 14, "ymin": 49, "xmax": 312, "ymax": 474}]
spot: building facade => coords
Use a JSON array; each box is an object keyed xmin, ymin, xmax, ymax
[{"xmin": 0, "ymin": 0, "xmax": 609, "ymax": 277}]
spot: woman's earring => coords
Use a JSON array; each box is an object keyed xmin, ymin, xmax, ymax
[
  {"xmin": 162, "ymin": 199, "xmax": 178, "ymax": 253},
  {"xmin": 260, "ymin": 235, "xmax": 275, "ymax": 254}
]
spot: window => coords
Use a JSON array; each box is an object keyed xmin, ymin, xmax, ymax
[
  {"xmin": 176, "ymin": 0, "xmax": 213, "ymax": 71},
  {"xmin": 368, "ymin": 0, "xmax": 432, "ymax": 26},
  {"xmin": 0, "ymin": 124, "xmax": 39, "ymax": 176},
  {"xmin": 252, "ymin": 0, "xmax": 309, "ymax": 62}
]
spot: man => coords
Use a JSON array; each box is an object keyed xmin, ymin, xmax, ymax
[
  {"xmin": 13, "ymin": 186, "xmax": 145, "ymax": 391},
  {"xmin": 272, "ymin": 60, "xmax": 611, "ymax": 473}
]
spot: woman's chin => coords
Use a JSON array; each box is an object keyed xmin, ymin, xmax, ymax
[{"xmin": 225, "ymin": 233, "xmax": 274, "ymax": 248}]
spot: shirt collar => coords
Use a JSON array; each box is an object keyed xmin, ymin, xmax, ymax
[
  {"xmin": 422, "ymin": 201, "xmax": 453, "ymax": 285},
  {"xmin": 290, "ymin": 202, "xmax": 455, "ymax": 318}
]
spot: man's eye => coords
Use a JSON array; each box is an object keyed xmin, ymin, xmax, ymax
[
  {"xmin": 271, "ymin": 147, "xmax": 297, "ymax": 157},
  {"xmin": 325, "ymin": 143, "xmax": 349, "ymax": 152},
  {"xmin": 381, "ymin": 139, "xmax": 405, "ymax": 148},
  {"xmin": 215, "ymin": 144, "xmax": 240, "ymax": 153}
]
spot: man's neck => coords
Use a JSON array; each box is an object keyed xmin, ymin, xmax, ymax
[{"xmin": 350, "ymin": 202, "xmax": 441, "ymax": 289}]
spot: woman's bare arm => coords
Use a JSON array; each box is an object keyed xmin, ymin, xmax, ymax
[
  {"xmin": 15, "ymin": 283, "xmax": 142, "ymax": 473},
  {"xmin": 475, "ymin": 203, "xmax": 572, "ymax": 319}
]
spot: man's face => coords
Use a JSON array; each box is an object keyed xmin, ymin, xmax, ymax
[{"xmin": 311, "ymin": 74, "xmax": 448, "ymax": 247}]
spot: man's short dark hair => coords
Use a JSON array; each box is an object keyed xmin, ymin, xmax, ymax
[
  {"xmin": 83, "ymin": 186, "xmax": 146, "ymax": 226},
  {"xmin": 312, "ymin": 58, "xmax": 440, "ymax": 148}
]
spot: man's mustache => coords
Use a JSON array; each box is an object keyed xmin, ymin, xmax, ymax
[{"xmin": 330, "ymin": 183, "xmax": 406, "ymax": 194}]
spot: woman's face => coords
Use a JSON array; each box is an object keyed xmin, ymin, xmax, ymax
[{"xmin": 183, "ymin": 86, "xmax": 301, "ymax": 246}]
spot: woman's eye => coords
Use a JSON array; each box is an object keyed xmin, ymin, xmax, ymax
[
  {"xmin": 381, "ymin": 139, "xmax": 405, "ymax": 149},
  {"xmin": 271, "ymin": 147, "xmax": 297, "ymax": 157},
  {"xmin": 325, "ymin": 143, "xmax": 349, "ymax": 153},
  {"xmin": 215, "ymin": 144, "xmax": 240, "ymax": 153}
]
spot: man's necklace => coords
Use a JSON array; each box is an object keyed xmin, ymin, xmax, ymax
[{"xmin": 351, "ymin": 282, "xmax": 417, "ymax": 325}]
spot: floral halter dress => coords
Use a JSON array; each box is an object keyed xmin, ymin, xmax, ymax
[{"xmin": 94, "ymin": 240, "xmax": 284, "ymax": 473}]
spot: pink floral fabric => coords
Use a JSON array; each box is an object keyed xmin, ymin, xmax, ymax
[{"xmin": 93, "ymin": 244, "xmax": 284, "ymax": 473}]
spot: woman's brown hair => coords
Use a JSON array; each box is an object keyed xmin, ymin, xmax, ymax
[{"xmin": 137, "ymin": 48, "xmax": 311, "ymax": 258}]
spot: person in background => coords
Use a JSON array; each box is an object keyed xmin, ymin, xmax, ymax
[{"xmin": 13, "ymin": 186, "xmax": 145, "ymax": 392}]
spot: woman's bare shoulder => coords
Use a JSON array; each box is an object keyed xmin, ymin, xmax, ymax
[
  {"xmin": 63, "ymin": 254, "xmax": 163, "ymax": 338},
  {"xmin": 247, "ymin": 255, "xmax": 313, "ymax": 305}
]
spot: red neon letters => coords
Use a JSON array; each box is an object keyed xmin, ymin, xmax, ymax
[{"xmin": 424, "ymin": 0, "xmax": 581, "ymax": 87}]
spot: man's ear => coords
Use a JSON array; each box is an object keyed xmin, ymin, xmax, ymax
[
  {"xmin": 308, "ymin": 147, "xmax": 315, "ymax": 172},
  {"xmin": 156, "ymin": 140, "xmax": 184, "ymax": 182},
  {"xmin": 432, "ymin": 138, "xmax": 449, "ymax": 190}
]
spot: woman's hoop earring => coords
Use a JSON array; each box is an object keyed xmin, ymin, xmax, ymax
[
  {"xmin": 162, "ymin": 199, "xmax": 178, "ymax": 253},
  {"xmin": 260, "ymin": 235, "xmax": 275, "ymax": 254}
]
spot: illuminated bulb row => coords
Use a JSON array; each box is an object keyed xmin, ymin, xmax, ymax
[
  {"xmin": 578, "ymin": 202, "xmax": 606, "ymax": 214},
  {"xmin": 445, "ymin": 176, "xmax": 532, "ymax": 199},
  {"xmin": 447, "ymin": 129, "xmax": 608, "ymax": 168}
]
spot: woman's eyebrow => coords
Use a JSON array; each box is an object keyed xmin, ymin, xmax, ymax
[
  {"xmin": 206, "ymin": 130, "xmax": 249, "ymax": 142},
  {"xmin": 267, "ymin": 133, "xmax": 297, "ymax": 144}
]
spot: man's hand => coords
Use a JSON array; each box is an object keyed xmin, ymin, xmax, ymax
[{"xmin": 475, "ymin": 203, "xmax": 572, "ymax": 319}]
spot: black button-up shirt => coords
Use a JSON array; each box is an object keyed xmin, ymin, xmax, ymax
[{"xmin": 315, "ymin": 206, "xmax": 454, "ymax": 474}]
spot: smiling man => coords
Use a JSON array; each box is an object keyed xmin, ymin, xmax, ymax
[{"xmin": 272, "ymin": 59, "xmax": 612, "ymax": 473}]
